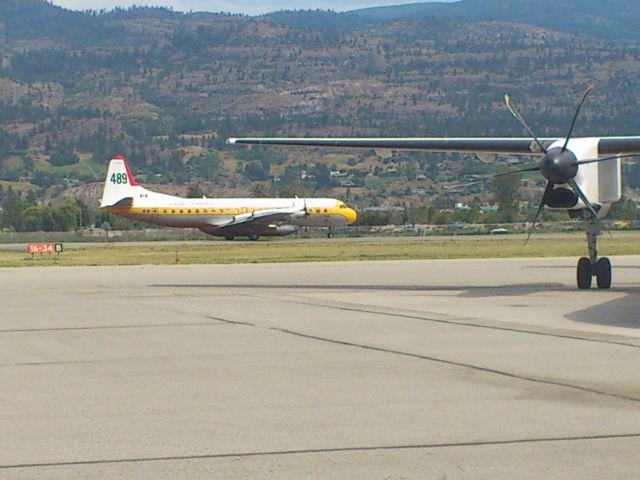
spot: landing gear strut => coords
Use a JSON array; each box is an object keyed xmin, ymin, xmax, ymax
[{"xmin": 577, "ymin": 216, "xmax": 611, "ymax": 289}]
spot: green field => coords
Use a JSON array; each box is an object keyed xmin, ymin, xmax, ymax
[{"xmin": 2, "ymin": 232, "xmax": 640, "ymax": 268}]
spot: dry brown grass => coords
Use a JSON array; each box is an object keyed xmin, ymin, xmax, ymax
[{"xmin": 1, "ymin": 232, "xmax": 640, "ymax": 268}]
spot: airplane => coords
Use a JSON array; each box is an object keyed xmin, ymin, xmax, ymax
[
  {"xmin": 227, "ymin": 85, "xmax": 640, "ymax": 289},
  {"xmin": 100, "ymin": 156, "xmax": 357, "ymax": 240}
]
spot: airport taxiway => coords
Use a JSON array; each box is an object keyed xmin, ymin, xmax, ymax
[{"xmin": 2, "ymin": 257, "xmax": 640, "ymax": 478}]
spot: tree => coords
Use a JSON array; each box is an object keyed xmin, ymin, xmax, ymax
[
  {"xmin": 53, "ymin": 199, "xmax": 82, "ymax": 230},
  {"xmin": 1, "ymin": 190, "xmax": 28, "ymax": 231},
  {"xmin": 76, "ymin": 199, "xmax": 92, "ymax": 227},
  {"xmin": 356, "ymin": 210, "xmax": 391, "ymax": 226},
  {"xmin": 244, "ymin": 161, "xmax": 269, "ymax": 181},
  {"xmin": 310, "ymin": 162, "xmax": 333, "ymax": 188},
  {"xmin": 187, "ymin": 183, "xmax": 204, "ymax": 198},
  {"xmin": 189, "ymin": 152, "xmax": 221, "ymax": 181},
  {"xmin": 22, "ymin": 205, "xmax": 47, "ymax": 231},
  {"xmin": 49, "ymin": 149, "xmax": 79, "ymax": 166},
  {"xmin": 454, "ymin": 204, "xmax": 481, "ymax": 224},
  {"xmin": 493, "ymin": 170, "xmax": 520, "ymax": 222},
  {"xmin": 250, "ymin": 183, "xmax": 268, "ymax": 197},
  {"xmin": 607, "ymin": 195, "xmax": 638, "ymax": 221}
]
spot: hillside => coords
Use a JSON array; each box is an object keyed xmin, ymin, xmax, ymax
[
  {"xmin": 348, "ymin": 0, "xmax": 640, "ymax": 41},
  {"xmin": 0, "ymin": 0, "xmax": 639, "ymax": 230}
]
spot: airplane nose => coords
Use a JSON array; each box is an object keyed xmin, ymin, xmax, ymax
[{"xmin": 346, "ymin": 208, "xmax": 358, "ymax": 224}]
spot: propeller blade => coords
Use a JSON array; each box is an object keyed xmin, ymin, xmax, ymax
[
  {"xmin": 524, "ymin": 181, "xmax": 554, "ymax": 246},
  {"xmin": 504, "ymin": 94, "xmax": 548, "ymax": 154},
  {"xmin": 567, "ymin": 178, "xmax": 601, "ymax": 223},
  {"xmin": 493, "ymin": 165, "xmax": 540, "ymax": 177},
  {"xmin": 575, "ymin": 153, "xmax": 639, "ymax": 166},
  {"xmin": 561, "ymin": 84, "xmax": 596, "ymax": 152}
]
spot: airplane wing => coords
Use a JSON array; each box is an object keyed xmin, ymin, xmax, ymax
[
  {"xmin": 215, "ymin": 207, "xmax": 303, "ymax": 231},
  {"xmin": 227, "ymin": 137, "xmax": 556, "ymax": 155},
  {"xmin": 227, "ymin": 136, "xmax": 640, "ymax": 155}
]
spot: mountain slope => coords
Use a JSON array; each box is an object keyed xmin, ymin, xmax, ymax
[
  {"xmin": 0, "ymin": 0, "xmax": 639, "ymax": 210},
  {"xmin": 348, "ymin": 0, "xmax": 640, "ymax": 41}
]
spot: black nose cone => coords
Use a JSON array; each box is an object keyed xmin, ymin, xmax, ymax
[{"xmin": 539, "ymin": 148, "xmax": 578, "ymax": 184}]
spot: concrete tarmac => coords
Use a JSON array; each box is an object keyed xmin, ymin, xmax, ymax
[{"xmin": 2, "ymin": 257, "xmax": 640, "ymax": 478}]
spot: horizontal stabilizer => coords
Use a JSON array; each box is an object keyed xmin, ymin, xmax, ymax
[{"xmin": 103, "ymin": 196, "xmax": 134, "ymax": 208}]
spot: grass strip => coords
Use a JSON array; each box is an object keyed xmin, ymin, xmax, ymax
[{"xmin": 2, "ymin": 232, "xmax": 640, "ymax": 268}]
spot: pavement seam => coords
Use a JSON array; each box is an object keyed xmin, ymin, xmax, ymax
[
  {"xmin": 3, "ymin": 432, "xmax": 640, "ymax": 470},
  {"xmin": 255, "ymin": 294, "xmax": 640, "ymax": 350},
  {"xmin": 0, "ymin": 322, "xmax": 215, "ymax": 334},
  {"xmin": 204, "ymin": 315, "xmax": 640, "ymax": 404},
  {"xmin": 268, "ymin": 327, "xmax": 640, "ymax": 403}
]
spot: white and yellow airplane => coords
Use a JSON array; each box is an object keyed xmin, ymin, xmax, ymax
[{"xmin": 100, "ymin": 156, "xmax": 357, "ymax": 240}]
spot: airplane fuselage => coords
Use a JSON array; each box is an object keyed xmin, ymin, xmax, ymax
[{"xmin": 105, "ymin": 196, "xmax": 355, "ymax": 230}]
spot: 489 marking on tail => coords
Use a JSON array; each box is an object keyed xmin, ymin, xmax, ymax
[{"xmin": 110, "ymin": 173, "xmax": 128, "ymax": 184}]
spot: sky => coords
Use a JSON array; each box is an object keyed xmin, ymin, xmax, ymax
[{"xmin": 48, "ymin": 1, "xmax": 454, "ymax": 16}]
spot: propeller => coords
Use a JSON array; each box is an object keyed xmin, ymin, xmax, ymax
[
  {"xmin": 497, "ymin": 152, "xmax": 639, "ymax": 242},
  {"xmin": 505, "ymin": 94, "xmax": 547, "ymax": 154},
  {"xmin": 524, "ymin": 181, "xmax": 554, "ymax": 246},
  {"xmin": 293, "ymin": 196, "xmax": 310, "ymax": 218},
  {"xmin": 562, "ymin": 84, "xmax": 595, "ymax": 152},
  {"xmin": 567, "ymin": 178, "xmax": 601, "ymax": 221},
  {"xmin": 504, "ymin": 85, "xmax": 607, "ymax": 235}
]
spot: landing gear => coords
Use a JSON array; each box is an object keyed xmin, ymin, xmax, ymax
[
  {"xmin": 595, "ymin": 257, "xmax": 611, "ymax": 289},
  {"xmin": 327, "ymin": 228, "xmax": 334, "ymax": 239},
  {"xmin": 577, "ymin": 257, "xmax": 592, "ymax": 289},
  {"xmin": 224, "ymin": 235, "xmax": 235, "ymax": 241},
  {"xmin": 577, "ymin": 216, "xmax": 611, "ymax": 289},
  {"xmin": 248, "ymin": 233, "xmax": 260, "ymax": 241}
]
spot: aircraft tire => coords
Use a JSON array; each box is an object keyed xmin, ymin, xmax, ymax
[
  {"xmin": 595, "ymin": 257, "xmax": 612, "ymax": 289},
  {"xmin": 224, "ymin": 235, "xmax": 235, "ymax": 241},
  {"xmin": 577, "ymin": 257, "xmax": 592, "ymax": 289},
  {"xmin": 327, "ymin": 232, "xmax": 334, "ymax": 239},
  {"xmin": 248, "ymin": 233, "xmax": 260, "ymax": 241}
]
